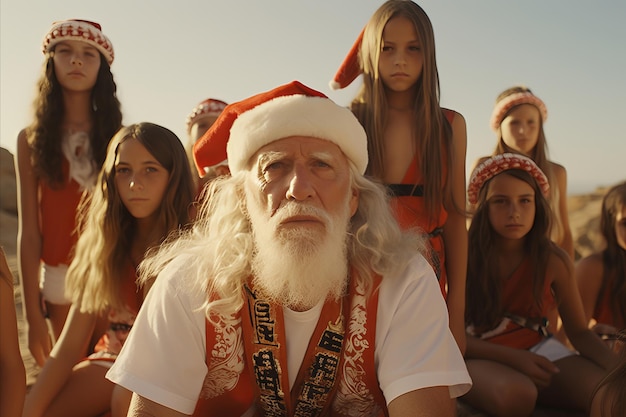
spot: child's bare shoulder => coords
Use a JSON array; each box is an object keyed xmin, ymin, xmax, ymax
[
  {"xmin": 547, "ymin": 244, "xmax": 574, "ymax": 276},
  {"xmin": 548, "ymin": 160, "xmax": 567, "ymax": 176},
  {"xmin": 575, "ymin": 252, "xmax": 604, "ymax": 277}
]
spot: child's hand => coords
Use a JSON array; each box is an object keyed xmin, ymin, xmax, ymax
[
  {"xmin": 510, "ymin": 349, "xmax": 560, "ymax": 388},
  {"xmin": 591, "ymin": 323, "xmax": 618, "ymax": 339},
  {"xmin": 28, "ymin": 315, "xmax": 52, "ymax": 367}
]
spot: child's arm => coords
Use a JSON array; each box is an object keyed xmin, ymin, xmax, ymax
[
  {"xmin": 551, "ymin": 251, "xmax": 617, "ymax": 370},
  {"xmin": 0, "ymin": 249, "xmax": 26, "ymax": 417},
  {"xmin": 553, "ymin": 163, "xmax": 574, "ymax": 259},
  {"xmin": 554, "ymin": 253, "xmax": 605, "ymax": 345},
  {"xmin": 15, "ymin": 130, "xmax": 50, "ymax": 367},
  {"xmin": 574, "ymin": 254, "xmax": 605, "ymax": 328},
  {"xmin": 387, "ymin": 386, "xmax": 456, "ymax": 416},
  {"xmin": 127, "ymin": 393, "xmax": 189, "ymax": 417},
  {"xmin": 466, "ymin": 336, "xmax": 559, "ymax": 388},
  {"xmin": 22, "ymin": 305, "xmax": 96, "ymax": 417},
  {"xmin": 443, "ymin": 112, "xmax": 468, "ymax": 354}
]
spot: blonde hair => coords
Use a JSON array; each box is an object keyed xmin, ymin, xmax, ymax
[
  {"xmin": 65, "ymin": 123, "xmax": 195, "ymax": 313},
  {"xmin": 492, "ymin": 85, "xmax": 564, "ymax": 244},
  {"xmin": 139, "ymin": 167, "xmax": 427, "ymax": 321},
  {"xmin": 350, "ymin": 0, "xmax": 455, "ymax": 220}
]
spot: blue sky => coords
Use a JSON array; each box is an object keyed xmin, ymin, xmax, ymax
[{"xmin": 1, "ymin": 0, "xmax": 624, "ymax": 193}]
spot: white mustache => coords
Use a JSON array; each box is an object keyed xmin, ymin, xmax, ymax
[{"xmin": 272, "ymin": 202, "xmax": 332, "ymax": 226}]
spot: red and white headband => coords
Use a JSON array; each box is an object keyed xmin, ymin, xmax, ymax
[
  {"xmin": 43, "ymin": 19, "xmax": 114, "ymax": 65},
  {"xmin": 186, "ymin": 98, "xmax": 228, "ymax": 134},
  {"xmin": 490, "ymin": 92, "xmax": 548, "ymax": 132},
  {"xmin": 467, "ymin": 153, "xmax": 550, "ymax": 205}
]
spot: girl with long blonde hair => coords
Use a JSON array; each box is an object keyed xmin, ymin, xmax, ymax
[{"xmin": 23, "ymin": 123, "xmax": 195, "ymax": 417}]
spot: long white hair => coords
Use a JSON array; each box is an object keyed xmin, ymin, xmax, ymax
[{"xmin": 139, "ymin": 166, "xmax": 428, "ymax": 321}]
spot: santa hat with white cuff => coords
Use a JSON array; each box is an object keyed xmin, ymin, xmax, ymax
[{"xmin": 193, "ymin": 80, "xmax": 368, "ymax": 176}]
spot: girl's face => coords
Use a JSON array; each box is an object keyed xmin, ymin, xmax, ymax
[
  {"xmin": 114, "ymin": 138, "xmax": 169, "ymax": 221},
  {"xmin": 378, "ymin": 16, "xmax": 423, "ymax": 94},
  {"xmin": 52, "ymin": 40, "xmax": 101, "ymax": 93},
  {"xmin": 486, "ymin": 173, "xmax": 536, "ymax": 241},
  {"xmin": 499, "ymin": 104, "xmax": 541, "ymax": 156},
  {"xmin": 615, "ymin": 204, "xmax": 626, "ymax": 250}
]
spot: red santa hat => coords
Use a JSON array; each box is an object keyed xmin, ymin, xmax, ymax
[
  {"xmin": 467, "ymin": 153, "xmax": 550, "ymax": 205},
  {"xmin": 186, "ymin": 98, "xmax": 228, "ymax": 134},
  {"xmin": 42, "ymin": 19, "xmax": 114, "ymax": 65},
  {"xmin": 193, "ymin": 80, "xmax": 368, "ymax": 176},
  {"xmin": 329, "ymin": 28, "xmax": 364, "ymax": 90}
]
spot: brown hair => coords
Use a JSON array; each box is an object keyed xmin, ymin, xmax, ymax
[
  {"xmin": 350, "ymin": 0, "xmax": 455, "ymax": 221},
  {"xmin": 597, "ymin": 181, "xmax": 626, "ymax": 325},
  {"xmin": 26, "ymin": 51, "xmax": 122, "ymax": 188},
  {"xmin": 492, "ymin": 85, "xmax": 565, "ymax": 244},
  {"xmin": 466, "ymin": 169, "xmax": 557, "ymax": 330}
]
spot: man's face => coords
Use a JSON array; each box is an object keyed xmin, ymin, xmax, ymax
[
  {"xmin": 243, "ymin": 136, "xmax": 359, "ymax": 309},
  {"xmin": 245, "ymin": 136, "xmax": 358, "ymax": 242}
]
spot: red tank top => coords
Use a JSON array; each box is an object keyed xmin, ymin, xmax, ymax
[
  {"xmin": 484, "ymin": 258, "xmax": 556, "ymax": 350},
  {"xmin": 593, "ymin": 274, "xmax": 625, "ymax": 329},
  {"xmin": 39, "ymin": 158, "xmax": 82, "ymax": 265}
]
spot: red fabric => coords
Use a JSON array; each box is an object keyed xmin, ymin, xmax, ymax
[
  {"xmin": 192, "ymin": 81, "xmax": 326, "ymax": 176},
  {"xmin": 39, "ymin": 158, "xmax": 82, "ymax": 266},
  {"xmin": 467, "ymin": 153, "xmax": 549, "ymax": 205},
  {"xmin": 193, "ymin": 275, "xmax": 386, "ymax": 416},
  {"xmin": 593, "ymin": 276, "xmax": 625, "ymax": 329},
  {"xmin": 486, "ymin": 258, "xmax": 556, "ymax": 350},
  {"xmin": 43, "ymin": 19, "xmax": 114, "ymax": 64},
  {"xmin": 92, "ymin": 262, "xmax": 142, "ymax": 357},
  {"xmin": 389, "ymin": 109, "xmax": 454, "ymax": 296},
  {"xmin": 330, "ymin": 27, "xmax": 364, "ymax": 90}
]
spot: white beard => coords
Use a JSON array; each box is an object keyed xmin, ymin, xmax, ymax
[{"xmin": 246, "ymin": 198, "xmax": 351, "ymax": 311}]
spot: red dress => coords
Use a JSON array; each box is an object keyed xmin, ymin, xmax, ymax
[
  {"xmin": 90, "ymin": 263, "xmax": 143, "ymax": 362},
  {"xmin": 593, "ymin": 275, "xmax": 625, "ymax": 330},
  {"xmin": 388, "ymin": 109, "xmax": 455, "ymax": 296},
  {"xmin": 39, "ymin": 158, "xmax": 82, "ymax": 266},
  {"xmin": 478, "ymin": 258, "xmax": 556, "ymax": 350}
]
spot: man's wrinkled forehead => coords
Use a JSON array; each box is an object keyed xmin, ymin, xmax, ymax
[{"xmin": 250, "ymin": 137, "xmax": 347, "ymax": 167}]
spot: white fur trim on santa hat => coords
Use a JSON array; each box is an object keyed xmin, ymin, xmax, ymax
[
  {"xmin": 329, "ymin": 80, "xmax": 342, "ymax": 90},
  {"xmin": 227, "ymin": 95, "xmax": 368, "ymax": 175}
]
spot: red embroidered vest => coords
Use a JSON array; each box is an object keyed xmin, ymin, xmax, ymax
[{"xmin": 193, "ymin": 274, "xmax": 388, "ymax": 417}]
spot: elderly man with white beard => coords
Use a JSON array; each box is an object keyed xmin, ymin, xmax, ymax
[{"xmin": 106, "ymin": 81, "xmax": 471, "ymax": 417}]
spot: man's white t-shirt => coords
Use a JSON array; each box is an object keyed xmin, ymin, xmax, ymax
[{"xmin": 107, "ymin": 254, "xmax": 471, "ymax": 415}]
